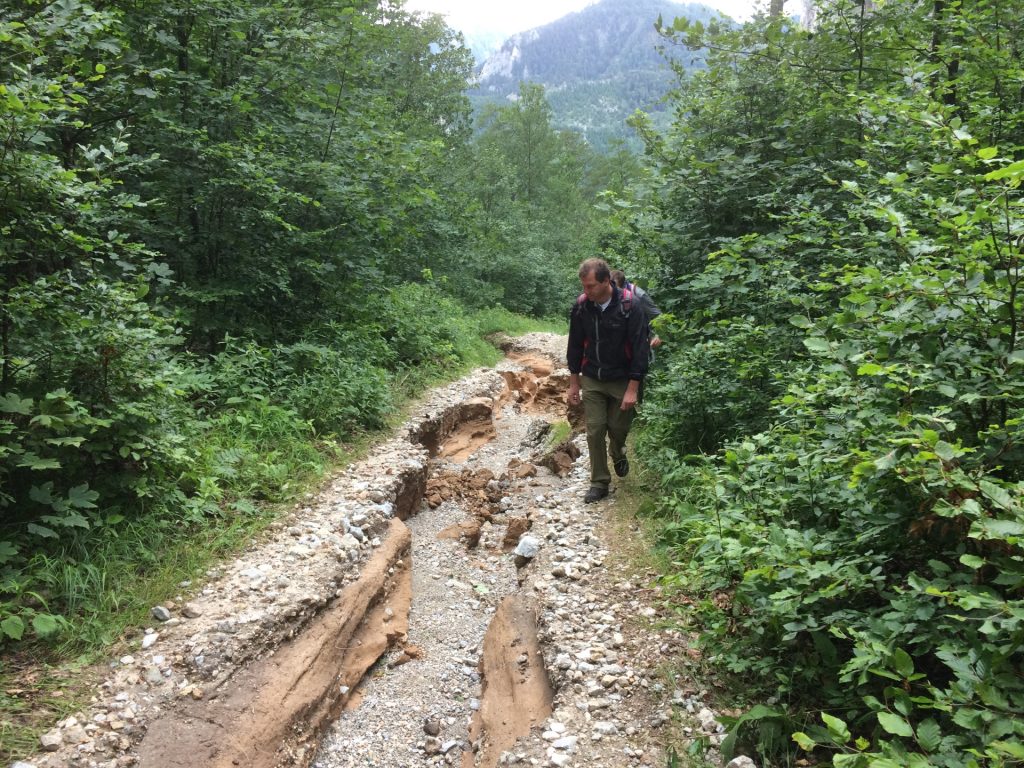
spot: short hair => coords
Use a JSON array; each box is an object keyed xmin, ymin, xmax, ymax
[
  {"xmin": 579, "ymin": 258, "xmax": 610, "ymax": 283},
  {"xmin": 609, "ymin": 269, "xmax": 626, "ymax": 288}
]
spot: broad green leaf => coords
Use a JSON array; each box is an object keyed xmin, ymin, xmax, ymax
[
  {"xmin": 970, "ymin": 517, "xmax": 1024, "ymax": 539},
  {"xmin": 67, "ymin": 484, "xmax": 99, "ymax": 509},
  {"xmin": 857, "ymin": 363, "xmax": 885, "ymax": 375},
  {"xmin": 803, "ymin": 337, "xmax": 831, "ymax": 353},
  {"xmin": 0, "ymin": 540, "xmax": 17, "ymax": 562},
  {"xmin": 19, "ymin": 456, "xmax": 61, "ymax": 470},
  {"xmin": 916, "ymin": 718, "xmax": 942, "ymax": 751},
  {"xmin": 788, "ymin": 314, "xmax": 811, "ymax": 328},
  {"xmin": 978, "ymin": 480, "xmax": 1015, "ymax": 511},
  {"xmin": 985, "ymin": 159, "xmax": 1024, "ymax": 180},
  {"xmin": 0, "ymin": 394, "xmax": 32, "ymax": 415},
  {"xmin": 934, "ymin": 441, "xmax": 956, "ymax": 461},
  {"xmin": 977, "ymin": 147, "xmax": 999, "ymax": 160},
  {"xmin": 822, "ymin": 712, "xmax": 851, "ymax": 744},
  {"xmin": 878, "ymin": 711, "xmax": 913, "ymax": 737},
  {"xmin": 26, "ymin": 523, "xmax": 58, "ymax": 539},
  {"xmin": 959, "ymin": 554, "xmax": 985, "ymax": 569},
  {"xmin": 892, "ymin": 648, "xmax": 915, "ymax": 678},
  {"xmin": 834, "ymin": 755, "xmax": 866, "ymax": 767},
  {"xmin": 792, "ymin": 732, "xmax": 816, "ymax": 751},
  {"xmin": 1, "ymin": 615, "xmax": 25, "ymax": 640},
  {"xmin": 32, "ymin": 614, "xmax": 60, "ymax": 636},
  {"xmin": 992, "ymin": 740, "xmax": 1024, "ymax": 759}
]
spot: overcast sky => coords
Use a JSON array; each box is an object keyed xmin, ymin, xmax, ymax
[{"xmin": 404, "ymin": 0, "xmax": 759, "ymax": 36}]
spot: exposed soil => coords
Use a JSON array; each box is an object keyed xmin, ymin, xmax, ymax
[{"xmin": 9, "ymin": 333, "xmax": 733, "ymax": 768}]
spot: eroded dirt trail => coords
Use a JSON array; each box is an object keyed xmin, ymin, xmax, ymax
[
  {"xmin": 19, "ymin": 334, "xmax": 720, "ymax": 768},
  {"xmin": 313, "ymin": 347, "xmax": 568, "ymax": 768}
]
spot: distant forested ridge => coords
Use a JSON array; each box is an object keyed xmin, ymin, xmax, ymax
[{"xmin": 471, "ymin": 0, "xmax": 722, "ymax": 149}]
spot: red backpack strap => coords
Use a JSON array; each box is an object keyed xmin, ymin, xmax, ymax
[{"xmin": 621, "ymin": 288, "xmax": 632, "ymax": 314}]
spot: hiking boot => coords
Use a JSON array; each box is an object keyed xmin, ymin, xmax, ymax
[
  {"xmin": 584, "ymin": 486, "xmax": 608, "ymax": 504},
  {"xmin": 614, "ymin": 457, "xmax": 629, "ymax": 477}
]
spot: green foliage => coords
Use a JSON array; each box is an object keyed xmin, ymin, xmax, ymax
[
  {"xmin": 0, "ymin": 0, "xmax": 509, "ymax": 657},
  {"xmin": 628, "ymin": 1, "xmax": 1024, "ymax": 766},
  {"xmin": 454, "ymin": 84, "xmax": 632, "ymax": 317}
]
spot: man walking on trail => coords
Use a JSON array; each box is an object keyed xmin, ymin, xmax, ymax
[{"xmin": 567, "ymin": 258, "xmax": 650, "ymax": 504}]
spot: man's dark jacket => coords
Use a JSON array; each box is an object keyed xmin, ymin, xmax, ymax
[{"xmin": 567, "ymin": 285, "xmax": 650, "ymax": 382}]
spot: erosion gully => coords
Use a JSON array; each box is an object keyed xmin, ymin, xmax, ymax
[{"xmin": 132, "ymin": 344, "xmax": 584, "ymax": 768}]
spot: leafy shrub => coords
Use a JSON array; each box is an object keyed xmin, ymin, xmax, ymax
[
  {"xmin": 638, "ymin": 318, "xmax": 779, "ymax": 455},
  {"xmin": 643, "ymin": 122, "xmax": 1024, "ymax": 766},
  {"xmin": 0, "ymin": 275, "xmax": 202, "ymax": 641},
  {"xmin": 271, "ymin": 343, "xmax": 393, "ymax": 436}
]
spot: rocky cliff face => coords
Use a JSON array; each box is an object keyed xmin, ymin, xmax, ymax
[{"xmin": 470, "ymin": 0, "xmax": 724, "ymax": 150}]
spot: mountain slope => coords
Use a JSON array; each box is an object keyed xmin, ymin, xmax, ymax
[{"xmin": 471, "ymin": 0, "xmax": 723, "ymax": 150}]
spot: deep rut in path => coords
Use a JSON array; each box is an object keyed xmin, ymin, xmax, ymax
[
  {"xmin": 125, "ymin": 344, "xmax": 574, "ymax": 768},
  {"xmin": 312, "ymin": 351, "xmax": 568, "ymax": 768}
]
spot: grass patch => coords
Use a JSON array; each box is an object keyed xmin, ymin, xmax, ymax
[
  {"xmin": 471, "ymin": 306, "xmax": 567, "ymax": 338},
  {"xmin": 544, "ymin": 420, "xmax": 572, "ymax": 451},
  {"xmin": 1, "ymin": 655, "xmax": 94, "ymax": 762}
]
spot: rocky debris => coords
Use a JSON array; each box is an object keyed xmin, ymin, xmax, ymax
[
  {"xmin": 38, "ymin": 730, "xmax": 62, "ymax": 751},
  {"xmin": 513, "ymin": 536, "xmax": 542, "ymax": 569},
  {"xmin": 425, "ymin": 468, "xmax": 504, "ymax": 515},
  {"xmin": 726, "ymin": 757, "xmax": 760, "ymax": 768},
  {"xmin": 537, "ymin": 439, "xmax": 581, "ymax": 478},
  {"xmin": 134, "ymin": 519, "xmax": 414, "ymax": 768},
  {"xmin": 501, "ymin": 516, "xmax": 531, "ymax": 550},
  {"xmin": 13, "ymin": 365, "xmax": 507, "ymax": 768},
  {"xmin": 149, "ymin": 606, "xmax": 171, "ymax": 622}
]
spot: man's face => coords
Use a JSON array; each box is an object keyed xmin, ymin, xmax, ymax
[{"xmin": 580, "ymin": 270, "xmax": 613, "ymax": 304}]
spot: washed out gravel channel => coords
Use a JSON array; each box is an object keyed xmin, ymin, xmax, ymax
[{"xmin": 12, "ymin": 333, "xmax": 745, "ymax": 768}]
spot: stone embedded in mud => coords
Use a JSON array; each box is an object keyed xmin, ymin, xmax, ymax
[
  {"xmin": 514, "ymin": 536, "xmax": 541, "ymax": 561},
  {"xmin": 39, "ymin": 730, "xmax": 63, "ymax": 751},
  {"xmin": 423, "ymin": 717, "xmax": 441, "ymax": 736},
  {"xmin": 150, "ymin": 606, "xmax": 172, "ymax": 622},
  {"xmin": 502, "ymin": 518, "xmax": 530, "ymax": 550},
  {"xmin": 512, "ymin": 462, "xmax": 537, "ymax": 479},
  {"xmin": 726, "ymin": 757, "xmax": 760, "ymax": 768}
]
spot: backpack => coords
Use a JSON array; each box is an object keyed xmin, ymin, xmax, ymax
[{"xmin": 575, "ymin": 287, "xmax": 633, "ymax": 317}]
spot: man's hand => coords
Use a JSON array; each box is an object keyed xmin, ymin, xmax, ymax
[
  {"xmin": 650, "ymin": 335, "xmax": 663, "ymax": 349},
  {"xmin": 568, "ymin": 373, "xmax": 581, "ymax": 405},
  {"xmin": 621, "ymin": 380, "xmax": 640, "ymax": 411}
]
